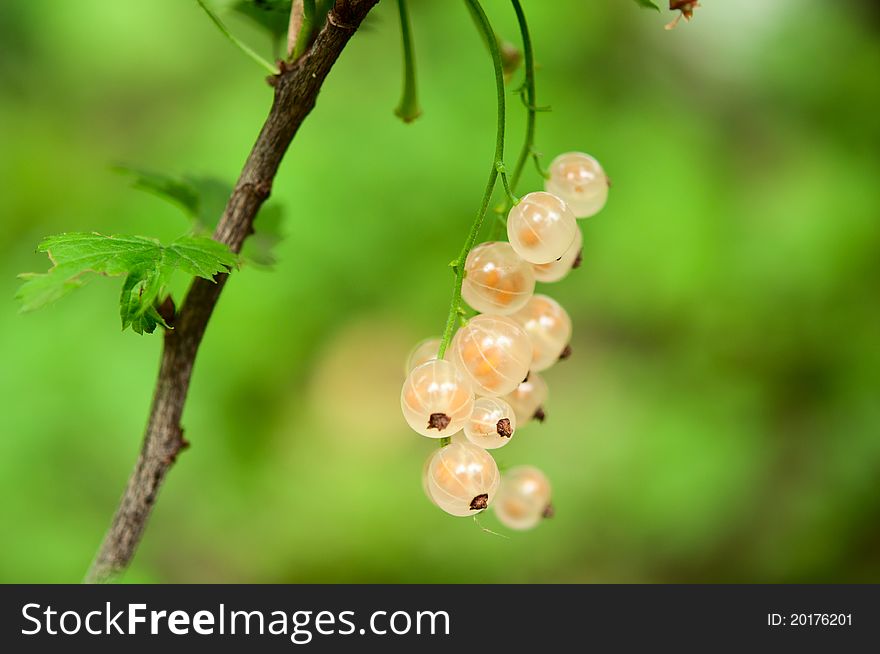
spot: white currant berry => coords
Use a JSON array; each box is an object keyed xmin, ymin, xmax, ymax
[
  {"xmin": 423, "ymin": 441, "xmax": 500, "ymax": 516},
  {"xmin": 463, "ymin": 396, "xmax": 516, "ymax": 450},
  {"xmin": 405, "ymin": 337, "xmax": 441, "ymax": 373},
  {"xmin": 461, "ymin": 241, "xmax": 535, "ymax": 315},
  {"xmin": 494, "ymin": 465, "xmax": 553, "ymax": 530},
  {"xmin": 510, "ymin": 294, "xmax": 572, "ymax": 372},
  {"xmin": 544, "ymin": 151, "xmax": 609, "ymax": 218},
  {"xmin": 504, "ymin": 371, "xmax": 548, "ymax": 424},
  {"xmin": 449, "ymin": 314, "xmax": 533, "ymax": 397},
  {"xmin": 532, "ymin": 227, "xmax": 582, "ymax": 283},
  {"xmin": 506, "ymin": 191, "xmax": 577, "ymax": 265},
  {"xmin": 400, "ymin": 359, "xmax": 474, "ymax": 438},
  {"xmin": 422, "ymin": 454, "xmax": 438, "ymax": 506}
]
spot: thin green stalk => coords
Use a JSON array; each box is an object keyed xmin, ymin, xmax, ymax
[
  {"xmin": 437, "ymin": 0, "xmax": 507, "ymax": 363},
  {"xmin": 293, "ymin": 0, "xmax": 317, "ymax": 59},
  {"xmin": 196, "ymin": 0, "xmax": 278, "ymax": 75},
  {"xmin": 394, "ymin": 0, "xmax": 422, "ymax": 122},
  {"xmin": 509, "ymin": 0, "xmax": 539, "ymax": 192},
  {"xmin": 489, "ymin": 0, "xmax": 540, "ymax": 240}
]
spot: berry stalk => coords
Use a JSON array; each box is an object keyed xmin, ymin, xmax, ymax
[
  {"xmin": 490, "ymin": 0, "xmax": 540, "ymax": 240},
  {"xmin": 394, "ymin": 0, "xmax": 422, "ymax": 122},
  {"xmin": 508, "ymin": 0, "xmax": 541, "ymax": 192},
  {"xmin": 437, "ymin": 0, "xmax": 508, "ymax": 361}
]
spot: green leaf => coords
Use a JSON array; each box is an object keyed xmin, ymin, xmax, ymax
[
  {"xmin": 17, "ymin": 233, "xmax": 238, "ymax": 334},
  {"xmin": 114, "ymin": 166, "xmax": 232, "ymax": 230},
  {"xmin": 633, "ymin": 0, "xmax": 660, "ymax": 10},
  {"xmin": 113, "ymin": 165, "xmax": 201, "ymax": 216},
  {"xmin": 115, "ymin": 166, "xmax": 283, "ymax": 268},
  {"xmin": 231, "ymin": 0, "xmax": 292, "ymax": 41}
]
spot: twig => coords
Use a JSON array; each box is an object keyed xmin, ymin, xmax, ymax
[{"xmin": 84, "ymin": 0, "xmax": 379, "ymax": 584}]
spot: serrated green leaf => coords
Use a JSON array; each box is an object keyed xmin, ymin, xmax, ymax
[
  {"xmin": 231, "ymin": 0, "xmax": 292, "ymax": 41},
  {"xmin": 114, "ymin": 166, "xmax": 232, "ymax": 231},
  {"xmin": 113, "ymin": 165, "xmax": 201, "ymax": 216},
  {"xmin": 116, "ymin": 166, "xmax": 283, "ymax": 268},
  {"xmin": 633, "ymin": 0, "xmax": 660, "ymax": 10},
  {"xmin": 16, "ymin": 233, "xmax": 237, "ymax": 334}
]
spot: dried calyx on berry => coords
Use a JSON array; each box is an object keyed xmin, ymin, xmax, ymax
[
  {"xmin": 496, "ymin": 418, "xmax": 513, "ymax": 438},
  {"xmin": 428, "ymin": 413, "xmax": 451, "ymax": 431},
  {"xmin": 470, "ymin": 494, "xmax": 489, "ymax": 511},
  {"xmin": 666, "ymin": 1, "xmax": 699, "ymax": 30}
]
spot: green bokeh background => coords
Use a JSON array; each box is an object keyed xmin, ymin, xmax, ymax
[{"xmin": 1, "ymin": 0, "xmax": 878, "ymax": 583}]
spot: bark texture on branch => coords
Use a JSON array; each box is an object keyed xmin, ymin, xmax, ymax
[{"xmin": 85, "ymin": 0, "xmax": 379, "ymax": 584}]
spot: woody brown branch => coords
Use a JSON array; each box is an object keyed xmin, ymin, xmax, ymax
[{"xmin": 84, "ymin": 0, "xmax": 379, "ymax": 584}]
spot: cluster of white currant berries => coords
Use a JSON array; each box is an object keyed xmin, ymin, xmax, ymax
[{"xmin": 401, "ymin": 152, "xmax": 608, "ymax": 529}]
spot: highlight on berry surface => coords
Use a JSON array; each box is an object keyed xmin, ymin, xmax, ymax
[
  {"xmin": 532, "ymin": 227, "xmax": 583, "ymax": 283},
  {"xmin": 400, "ymin": 359, "xmax": 475, "ymax": 438},
  {"xmin": 511, "ymin": 294, "xmax": 573, "ymax": 372},
  {"xmin": 461, "ymin": 241, "xmax": 535, "ymax": 315},
  {"xmin": 494, "ymin": 465, "xmax": 553, "ymax": 530},
  {"xmin": 405, "ymin": 337, "xmax": 441, "ymax": 373},
  {"xmin": 464, "ymin": 396, "xmax": 517, "ymax": 450},
  {"xmin": 504, "ymin": 371, "xmax": 548, "ymax": 425},
  {"xmin": 423, "ymin": 441, "xmax": 501, "ymax": 517},
  {"xmin": 506, "ymin": 191, "xmax": 578, "ymax": 264},
  {"xmin": 544, "ymin": 152, "xmax": 609, "ymax": 219},
  {"xmin": 449, "ymin": 314, "xmax": 533, "ymax": 397}
]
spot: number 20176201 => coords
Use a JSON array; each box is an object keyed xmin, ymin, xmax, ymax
[{"xmin": 768, "ymin": 613, "xmax": 852, "ymax": 627}]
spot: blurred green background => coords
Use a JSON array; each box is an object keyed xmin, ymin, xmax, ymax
[{"xmin": 1, "ymin": 0, "xmax": 878, "ymax": 583}]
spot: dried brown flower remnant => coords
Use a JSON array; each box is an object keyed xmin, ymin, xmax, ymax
[
  {"xmin": 470, "ymin": 494, "xmax": 489, "ymax": 511},
  {"xmin": 427, "ymin": 412, "xmax": 451, "ymax": 431},
  {"xmin": 666, "ymin": 1, "xmax": 699, "ymax": 30}
]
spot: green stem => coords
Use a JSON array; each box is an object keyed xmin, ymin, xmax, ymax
[
  {"xmin": 497, "ymin": 162, "xmax": 519, "ymax": 205},
  {"xmin": 489, "ymin": 0, "xmax": 538, "ymax": 241},
  {"xmin": 508, "ymin": 0, "xmax": 538, "ymax": 193},
  {"xmin": 394, "ymin": 0, "xmax": 422, "ymax": 122},
  {"xmin": 196, "ymin": 0, "xmax": 278, "ymax": 75},
  {"xmin": 437, "ymin": 0, "xmax": 507, "ymax": 360},
  {"xmin": 293, "ymin": 0, "xmax": 317, "ymax": 59}
]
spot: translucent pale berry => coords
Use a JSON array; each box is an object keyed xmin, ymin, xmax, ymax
[
  {"xmin": 405, "ymin": 337, "xmax": 441, "ymax": 373},
  {"xmin": 449, "ymin": 315, "xmax": 533, "ymax": 397},
  {"xmin": 461, "ymin": 241, "xmax": 535, "ymax": 315},
  {"xmin": 506, "ymin": 191, "xmax": 577, "ymax": 265},
  {"xmin": 494, "ymin": 465, "xmax": 552, "ymax": 530},
  {"xmin": 504, "ymin": 371, "xmax": 548, "ymax": 424},
  {"xmin": 510, "ymin": 294, "xmax": 572, "ymax": 372},
  {"xmin": 400, "ymin": 359, "xmax": 474, "ymax": 438},
  {"xmin": 463, "ymin": 396, "xmax": 516, "ymax": 450},
  {"xmin": 423, "ymin": 441, "xmax": 500, "ymax": 516},
  {"xmin": 422, "ymin": 454, "xmax": 438, "ymax": 506},
  {"xmin": 545, "ymin": 151, "xmax": 609, "ymax": 218},
  {"xmin": 532, "ymin": 227, "xmax": 582, "ymax": 283}
]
